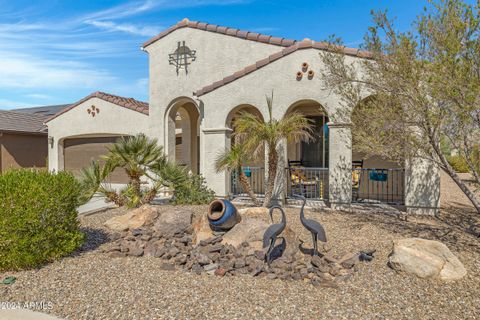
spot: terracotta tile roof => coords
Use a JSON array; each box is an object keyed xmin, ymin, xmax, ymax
[
  {"xmin": 0, "ymin": 110, "xmax": 48, "ymax": 135},
  {"xmin": 45, "ymin": 91, "xmax": 149, "ymax": 123},
  {"xmin": 194, "ymin": 39, "xmax": 372, "ymax": 97},
  {"xmin": 142, "ymin": 18, "xmax": 298, "ymax": 49}
]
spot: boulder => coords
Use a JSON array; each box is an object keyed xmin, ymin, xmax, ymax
[
  {"xmin": 238, "ymin": 207, "xmax": 269, "ymax": 217},
  {"xmin": 222, "ymin": 217, "xmax": 269, "ymax": 249},
  {"xmin": 104, "ymin": 205, "xmax": 159, "ymax": 232},
  {"xmin": 153, "ymin": 209, "xmax": 194, "ymax": 237},
  {"xmin": 192, "ymin": 214, "xmax": 214, "ymax": 245},
  {"xmin": 388, "ymin": 238, "xmax": 467, "ymax": 281}
]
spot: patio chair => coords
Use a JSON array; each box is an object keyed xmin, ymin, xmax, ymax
[
  {"xmin": 352, "ymin": 160, "xmax": 364, "ymax": 202},
  {"xmin": 288, "ymin": 159, "xmax": 318, "ymax": 198}
]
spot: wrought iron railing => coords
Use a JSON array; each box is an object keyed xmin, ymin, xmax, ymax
[
  {"xmin": 230, "ymin": 167, "xmax": 329, "ymax": 200},
  {"xmin": 230, "ymin": 167, "xmax": 266, "ymax": 197},
  {"xmin": 286, "ymin": 167, "xmax": 329, "ymax": 200},
  {"xmin": 230, "ymin": 167, "xmax": 404, "ymax": 205},
  {"xmin": 352, "ymin": 168, "xmax": 405, "ymax": 205}
]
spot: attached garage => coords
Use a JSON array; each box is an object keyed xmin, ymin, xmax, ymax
[{"xmin": 63, "ymin": 136, "xmax": 129, "ymax": 183}]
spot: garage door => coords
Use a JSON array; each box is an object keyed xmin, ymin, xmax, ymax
[{"xmin": 64, "ymin": 136, "xmax": 129, "ymax": 183}]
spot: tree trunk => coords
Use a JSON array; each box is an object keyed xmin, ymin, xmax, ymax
[
  {"xmin": 238, "ymin": 171, "xmax": 260, "ymax": 206},
  {"xmin": 263, "ymin": 146, "xmax": 278, "ymax": 207},
  {"xmin": 130, "ymin": 174, "xmax": 142, "ymax": 198},
  {"xmin": 434, "ymin": 145, "xmax": 480, "ymax": 213}
]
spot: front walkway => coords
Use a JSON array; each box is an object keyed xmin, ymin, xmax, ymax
[{"xmin": 0, "ymin": 309, "xmax": 63, "ymax": 320}]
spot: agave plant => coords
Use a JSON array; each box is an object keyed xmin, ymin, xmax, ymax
[
  {"xmin": 234, "ymin": 93, "xmax": 314, "ymax": 207},
  {"xmin": 215, "ymin": 143, "xmax": 260, "ymax": 206}
]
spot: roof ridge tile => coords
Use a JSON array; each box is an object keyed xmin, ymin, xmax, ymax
[{"xmin": 45, "ymin": 91, "xmax": 149, "ymax": 123}]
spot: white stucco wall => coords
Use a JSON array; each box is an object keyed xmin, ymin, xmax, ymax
[
  {"xmin": 144, "ymin": 27, "xmax": 283, "ymax": 145},
  {"xmin": 196, "ymin": 48, "xmax": 358, "ymax": 199},
  {"xmin": 46, "ymin": 97, "xmax": 149, "ymax": 171}
]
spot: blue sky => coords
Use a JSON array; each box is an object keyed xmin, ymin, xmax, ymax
[{"xmin": 0, "ymin": 0, "xmax": 459, "ymax": 109}]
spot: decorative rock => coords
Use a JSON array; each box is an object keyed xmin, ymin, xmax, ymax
[
  {"xmin": 238, "ymin": 207, "xmax": 269, "ymax": 217},
  {"xmin": 214, "ymin": 268, "xmax": 227, "ymax": 276},
  {"xmin": 222, "ymin": 217, "xmax": 269, "ymax": 248},
  {"xmin": 339, "ymin": 253, "xmax": 360, "ymax": 269},
  {"xmin": 234, "ymin": 258, "xmax": 246, "ymax": 269},
  {"xmin": 204, "ymin": 263, "xmax": 219, "ymax": 272},
  {"xmin": 191, "ymin": 263, "xmax": 203, "ymax": 275},
  {"xmin": 153, "ymin": 209, "xmax": 193, "ymax": 237},
  {"xmin": 388, "ymin": 238, "xmax": 467, "ymax": 281},
  {"xmin": 195, "ymin": 253, "xmax": 211, "ymax": 266},
  {"xmin": 104, "ymin": 205, "xmax": 159, "ymax": 232},
  {"xmin": 109, "ymin": 251, "xmax": 126, "ymax": 258},
  {"xmin": 192, "ymin": 214, "xmax": 214, "ymax": 244}
]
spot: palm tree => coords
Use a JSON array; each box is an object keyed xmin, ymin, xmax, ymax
[
  {"xmin": 215, "ymin": 143, "xmax": 261, "ymax": 206},
  {"xmin": 104, "ymin": 134, "xmax": 165, "ymax": 196},
  {"xmin": 234, "ymin": 93, "xmax": 314, "ymax": 207}
]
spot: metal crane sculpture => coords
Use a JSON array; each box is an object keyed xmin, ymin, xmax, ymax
[
  {"xmin": 263, "ymin": 205, "xmax": 287, "ymax": 266},
  {"xmin": 293, "ymin": 194, "xmax": 327, "ymax": 256}
]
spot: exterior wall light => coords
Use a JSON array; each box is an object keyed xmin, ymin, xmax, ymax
[{"xmin": 48, "ymin": 136, "xmax": 54, "ymax": 148}]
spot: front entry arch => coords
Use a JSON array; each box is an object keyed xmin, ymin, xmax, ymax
[{"xmin": 166, "ymin": 98, "xmax": 200, "ymax": 174}]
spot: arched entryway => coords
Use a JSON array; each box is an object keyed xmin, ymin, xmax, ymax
[
  {"xmin": 166, "ymin": 98, "xmax": 200, "ymax": 174},
  {"xmin": 225, "ymin": 104, "xmax": 265, "ymax": 197},
  {"xmin": 283, "ymin": 99, "xmax": 329, "ymax": 200}
]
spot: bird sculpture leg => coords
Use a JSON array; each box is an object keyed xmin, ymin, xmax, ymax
[
  {"xmin": 266, "ymin": 238, "xmax": 276, "ymax": 266},
  {"xmin": 312, "ymin": 232, "xmax": 318, "ymax": 256}
]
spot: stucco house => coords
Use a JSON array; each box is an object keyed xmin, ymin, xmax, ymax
[{"xmin": 45, "ymin": 18, "xmax": 440, "ymax": 215}]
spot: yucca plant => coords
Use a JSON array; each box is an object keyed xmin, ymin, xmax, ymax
[
  {"xmin": 215, "ymin": 143, "xmax": 260, "ymax": 206},
  {"xmin": 234, "ymin": 93, "xmax": 314, "ymax": 207}
]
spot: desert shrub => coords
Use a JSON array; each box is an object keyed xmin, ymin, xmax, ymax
[
  {"xmin": 0, "ymin": 169, "xmax": 84, "ymax": 271},
  {"xmin": 447, "ymin": 155, "xmax": 470, "ymax": 173},
  {"xmin": 171, "ymin": 173, "xmax": 215, "ymax": 205}
]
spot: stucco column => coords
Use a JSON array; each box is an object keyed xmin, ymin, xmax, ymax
[
  {"xmin": 405, "ymin": 156, "xmax": 440, "ymax": 215},
  {"xmin": 328, "ymin": 122, "xmax": 352, "ymax": 210},
  {"xmin": 201, "ymin": 127, "xmax": 232, "ymax": 197},
  {"xmin": 166, "ymin": 112, "xmax": 176, "ymax": 162},
  {"xmin": 47, "ymin": 136, "xmax": 62, "ymax": 172}
]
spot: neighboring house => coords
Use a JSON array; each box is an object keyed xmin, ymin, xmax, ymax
[
  {"xmin": 13, "ymin": 104, "xmax": 71, "ymax": 117},
  {"xmin": 0, "ymin": 110, "xmax": 49, "ymax": 172},
  {"xmin": 45, "ymin": 18, "xmax": 440, "ymax": 215}
]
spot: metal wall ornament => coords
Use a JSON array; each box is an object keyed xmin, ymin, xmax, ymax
[{"xmin": 168, "ymin": 41, "xmax": 197, "ymax": 75}]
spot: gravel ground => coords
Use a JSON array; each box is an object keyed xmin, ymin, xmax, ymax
[{"xmin": 1, "ymin": 178, "xmax": 480, "ymax": 320}]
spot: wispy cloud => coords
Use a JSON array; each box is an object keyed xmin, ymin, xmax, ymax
[
  {"xmin": 0, "ymin": 98, "xmax": 35, "ymax": 109},
  {"xmin": 0, "ymin": 52, "xmax": 116, "ymax": 89},
  {"xmin": 25, "ymin": 93, "xmax": 53, "ymax": 100},
  {"xmin": 84, "ymin": 20, "xmax": 161, "ymax": 36},
  {"xmin": 0, "ymin": 0, "xmax": 252, "ymax": 106}
]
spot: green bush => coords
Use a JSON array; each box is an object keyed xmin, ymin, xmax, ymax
[
  {"xmin": 0, "ymin": 170, "xmax": 84, "ymax": 271},
  {"xmin": 171, "ymin": 173, "xmax": 216, "ymax": 205}
]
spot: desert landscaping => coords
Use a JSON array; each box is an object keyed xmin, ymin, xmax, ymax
[{"xmin": 1, "ymin": 172, "xmax": 479, "ymax": 319}]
